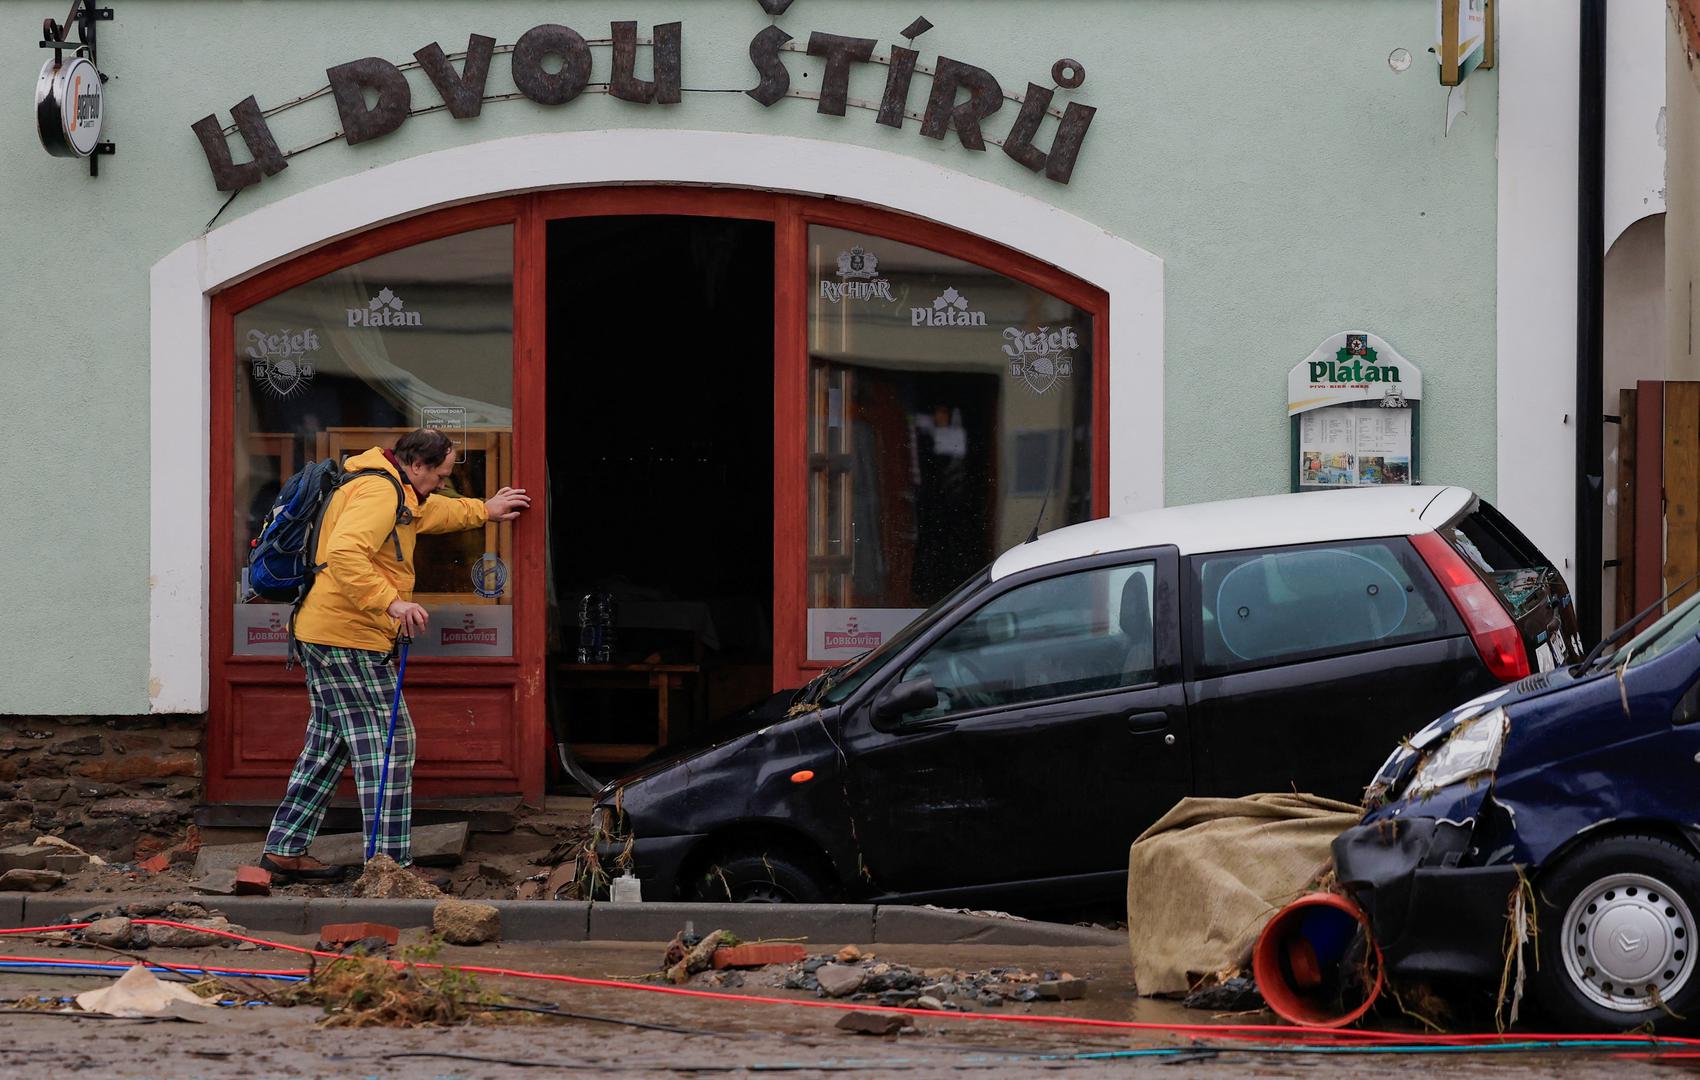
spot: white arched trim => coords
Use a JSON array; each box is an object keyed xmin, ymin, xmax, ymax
[{"xmin": 150, "ymin": 129, "xmax": 1165, "ymax": 712}]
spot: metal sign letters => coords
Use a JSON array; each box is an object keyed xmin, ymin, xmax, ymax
[{"xmin": 191, "ymin": 10, "xmax": 1098, "ymax": 193}]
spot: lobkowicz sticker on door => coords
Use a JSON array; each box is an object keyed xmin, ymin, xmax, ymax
[
  {"xmin": 188, "ymin": 9, "xmax": 1098, "ymax": 193},
  {"xmin": 1004, "ymin": 324, "xmax": 1076, "ymax": 395},
  {"xmin": 247, "ymin": 327, "xmax": 319, "ymax": 398}
]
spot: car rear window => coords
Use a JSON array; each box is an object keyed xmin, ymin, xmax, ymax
[
  {"xmin": 1441, "ymin": 501, "xmax": 1562, "ymax": 618},
  {"xmin": 1191, "ymin": 538, "xmax": 1459, "ymax": 676}
]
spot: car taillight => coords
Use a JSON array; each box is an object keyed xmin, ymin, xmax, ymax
[{"xmin": 1410, "ymin": 531, "xmax": 1531, "ymax": 682}]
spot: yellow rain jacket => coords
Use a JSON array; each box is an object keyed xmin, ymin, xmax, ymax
[{"xmin": 293, "ymin": 447, "xmax": 488, "ymax": 653}]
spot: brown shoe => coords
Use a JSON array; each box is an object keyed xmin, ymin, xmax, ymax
[
  {"xmin": 407, "ymin": 865, "xmax": 452, "ymax": 891},
  {"xmin": 260, "ymin": 853, "xmax": 346, "ymax": 884}
]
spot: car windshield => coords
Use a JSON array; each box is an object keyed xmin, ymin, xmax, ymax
[
  {"xmin": 817, "ymin": 568, "xmax": 990, "ymax": 705},
  {"xmin": 1617, "ymin": 591, "xmax": 1700, "ymax": 670}
]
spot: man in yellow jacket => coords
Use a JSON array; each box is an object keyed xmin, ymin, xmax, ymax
[{"xmin": 260, "ymin": 428, "xmax": 529, "ymax": 884}]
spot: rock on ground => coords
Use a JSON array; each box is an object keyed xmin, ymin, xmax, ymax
[
  {"xmin": 815, "ymin": 964, "xmax": 867, "ymax": 998},
  {"xmin": 352, "ymin": 855, "xmax": 443, "ymax": 899},
  {"xmin": 82, "ymin": 917, "xmax": 134, "ymax": 947},
  {"xmin": 0, "ymin": 868, "xmax": 62, "ymax": 892},
  {"xmin": 147, "ymin": 917, "xmax": 247, "ymax": 948},
  {"xmin": 433, "ymin": 900, "xmax": 501, "ymax": 945}
]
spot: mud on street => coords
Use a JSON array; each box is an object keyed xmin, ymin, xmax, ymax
[{"xmin": 0, "ymin": 935, "xmax": 1679, "ymax": 1079}]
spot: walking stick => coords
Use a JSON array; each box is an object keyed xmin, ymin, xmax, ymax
[{"xmin": 366, "ymin": 633, "xmax": 412, "ymax": 861}]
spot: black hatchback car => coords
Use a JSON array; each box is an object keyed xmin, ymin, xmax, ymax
[{"xmin": 593, "ymin": 486, "xmax": 1579, "ymax": 909}]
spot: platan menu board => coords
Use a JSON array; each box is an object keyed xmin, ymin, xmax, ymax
[{"xmin": 1288, "ymin": 331, "xmax": 1422, "ymax": 491}]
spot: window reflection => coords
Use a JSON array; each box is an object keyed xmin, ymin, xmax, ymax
[
  {"xmin": 231, "ymin": 226, "xmax": 515, "ymax": 658},
  {"xmin": 805, "ymin": 226, "xmax": 1095, "ymax": 662}
]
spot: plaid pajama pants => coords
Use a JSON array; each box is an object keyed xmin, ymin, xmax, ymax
[{"xmin": 264, "ymin": 640, "xmax": 415, "ymax": 865}]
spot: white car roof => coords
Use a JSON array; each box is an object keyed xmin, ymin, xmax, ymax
[{"xmin": 990, "ymin": 486, "xmax": 1474, "ymax": 581}]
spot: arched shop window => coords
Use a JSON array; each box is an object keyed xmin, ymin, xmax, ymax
[
  {"xmin": 230, "ymin": 225, "xmax": 516, "ymax": 657},
  {"xmin": 804, "ymin": 226, "xmax": 1096, "ymax": 663},
  {"xmin": 206, "ymin": 191, "xmax": 1105, "ymax": 800}
]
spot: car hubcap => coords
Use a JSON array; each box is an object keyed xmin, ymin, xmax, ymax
[
  {"xmin": 1562, "ymin": 871, "xmax": 1695, "ymax": 1012},
  {"xmin": 737, "ymin": 881, "xmax": 792, "ymax": 903}
]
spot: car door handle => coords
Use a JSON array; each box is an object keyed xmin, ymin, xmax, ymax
[{"xmin": 1126, "ymin": 711, "xmax": 1170, "ymax": 734}]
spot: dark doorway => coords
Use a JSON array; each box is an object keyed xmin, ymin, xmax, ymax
[{"xmin": 545, "ymin": 216, "xmax": 774, "ymax": 786}]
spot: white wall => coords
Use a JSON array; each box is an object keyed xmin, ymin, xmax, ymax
[{"xmin": 1496, "ymin": 6, "xmax": 1581, "ymax": 596}]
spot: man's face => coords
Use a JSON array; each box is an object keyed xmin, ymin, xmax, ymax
[{"xmin": 403, "ymin": 455, "xmax": 455, "ymax": 498}]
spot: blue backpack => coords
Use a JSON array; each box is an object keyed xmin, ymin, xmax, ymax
[{"xmin": 246, "ymin": 459, "xmax": 410, "ymax": 663}]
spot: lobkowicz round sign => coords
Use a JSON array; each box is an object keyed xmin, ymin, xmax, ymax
[{"xmin": 36, "ymin": 55, "xmax": 104, "ymax": 158}]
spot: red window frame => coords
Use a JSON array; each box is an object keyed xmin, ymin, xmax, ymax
[{"xmin": 207, "ymin": 189, "xmax": 1108, "ymax": 803}]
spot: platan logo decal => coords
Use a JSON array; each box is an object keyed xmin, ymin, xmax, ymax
[
  {"xmin": 821, "ymin": 246, "xmax": 894, "ymax": 304},
  {"xmin": 246, "ymin": 327, "xmax": 319, "ymax": 398},
  {"xmin": 822, "ymin": 616, "xmax": 883, "ymax": 652},
  {"xmin": 247, "ymin": 609, "xmax": 289, "ymax": 646},
  {"xmin": 912, "ymin": 286, "xmax": 986, "ymax": 328},
  {"xmin": 471, "ymin": 553, "xmax": 508, "ymax": 599},
  {"xmin": 442, "ymin": 612, "xmax": 499, "ymax": 647},
  {"xmin": 1003, "ymin": 325, "xmax": 1077, "ymax": 395},
  {"xmin": 347, "ymin": 287, "xmax": 423, "ymax": 328}
]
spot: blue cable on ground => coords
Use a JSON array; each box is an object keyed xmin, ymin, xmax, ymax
[{"xmin": 0, "ymin": 960, "xmax": 304, "ymax": 983}]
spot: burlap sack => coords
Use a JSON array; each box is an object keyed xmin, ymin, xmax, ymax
[{"xmin": 1126, "ymin": 792, "xmax": 1362, "ymax": 996}]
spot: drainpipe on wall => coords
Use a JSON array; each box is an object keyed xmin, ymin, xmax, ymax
[{"xmin": 1577, "ymin": 0, "xmax": 1608, "ymax": 647}]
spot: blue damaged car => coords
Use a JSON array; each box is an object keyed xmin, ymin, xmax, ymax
[{"xmin": 1333, "ymin": 590, "xmax": 1700, "ymax": 1031}]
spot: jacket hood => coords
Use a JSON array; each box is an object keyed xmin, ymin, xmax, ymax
[{"xmin": 345, "ymin": 447, "xmax": 403, "ymax": 482}]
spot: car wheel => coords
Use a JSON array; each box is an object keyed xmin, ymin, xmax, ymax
[
  {"xmin": 1531, "ymin": 834, "xmax": 1700, "ymax": 1031},
  {"xmin": 684, "ymin": 848, "xmax": 831, "ymax": 904}
]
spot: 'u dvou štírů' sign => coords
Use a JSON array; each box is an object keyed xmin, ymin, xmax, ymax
[{"xmin": 191, "ymin": 15, "xmax": 1097, "ymax": 193}]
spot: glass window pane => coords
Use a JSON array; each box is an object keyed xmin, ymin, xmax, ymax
[
  {"xmin": 1193, "ymin": 540, "xmax": 1451, "ymax": 673},
  {"xmin": 901, "ymin": 563, "xmax": 1154, "ymax": 719},
  {"xmin": 231, "ymin": 226, "xmax": 515, "ymax": 658},
  {"xmin": 805, "ymin": 226, "xmax": 1095, "ymax": 663}
]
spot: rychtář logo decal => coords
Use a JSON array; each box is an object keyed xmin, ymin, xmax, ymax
[{"xmin": 821, "ymin": 246, "xmax": 894, "ymax": 303}]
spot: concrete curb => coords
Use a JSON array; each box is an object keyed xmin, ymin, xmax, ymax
[{"xmin": 3, "ymin": 895, "xmax": 1123, "ymax": 948}]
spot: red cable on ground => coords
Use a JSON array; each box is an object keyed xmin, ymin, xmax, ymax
[{"xmin": 4, "ymin": 920, "xmax": 1697, "ymax": 1051}]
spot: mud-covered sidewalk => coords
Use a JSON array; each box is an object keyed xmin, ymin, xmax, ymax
[{"xmin": 0, "ymin": 932, "xmax": 1684, "ymax": 1078}]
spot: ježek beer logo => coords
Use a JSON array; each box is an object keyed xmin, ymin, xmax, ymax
[
  {"xmin": 912, "ymin": 287, "xmax": 987, "ymax": 327},
  {"xmin": 823, "ymin": 616, "xmax": 883, "ymax": 651},
  {"xmin": 1308, "ymin": 332, "xmax": 1402, "ymax": 385},
  {"xmin": 246, "ymin": 328, "xmax": 319, "ymax": 398},
  {"xmin": 471, "ymin": 553, "xmax": 508, "ymax": 599},
  {"xmin": 347, "ymin": 287, "xmax": 423, "ymax": 328},
  {"xmin": 821, "ymin": 247, "xmax": 894, "ymax": 304},
  {"xmin": 1003, "ymin": 325, "xmax": 1077, "ymax": 395}
]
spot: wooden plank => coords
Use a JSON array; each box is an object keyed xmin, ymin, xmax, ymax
[
  {"xmin": 1667, "ymin": 383, "xmax": 1700, "ymax": 609},
  {"xmin": 1615, "ymin": 387, "xmax": 1636, "ymax": 627},
  {"xmin": 1635, "ymin": 380, "xmax": 1666, "ymax": 614},
  {"xmin": 513, "ymin": 195, "xmax": 549, "ymax": 804},
  {"xmin": 772, "ymin": 199, "xmax": 809, "ymax": 690}
]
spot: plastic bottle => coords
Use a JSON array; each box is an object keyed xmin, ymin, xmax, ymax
[{"xmin": 611, "ymin": 871, "xmax": 643, "ymax": 903}]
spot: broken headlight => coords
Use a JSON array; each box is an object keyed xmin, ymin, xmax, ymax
[{"xmin": 1404, "ymin": 707, "xmax": 1508, "ymax": 798}]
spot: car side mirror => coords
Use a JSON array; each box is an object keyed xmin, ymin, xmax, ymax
[{"xmin": 873, "ymin": 676, "xmax": 938, "ymax": 727}]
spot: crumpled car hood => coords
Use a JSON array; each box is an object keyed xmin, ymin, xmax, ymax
[{"xmin": 1367, "ymin": 667, "xmax": 1581, "ymax": 804}]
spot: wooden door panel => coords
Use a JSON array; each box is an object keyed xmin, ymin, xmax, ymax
[{"xmin": 221, "ymin": 681, "xmax": 521, "ymax": 796}]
